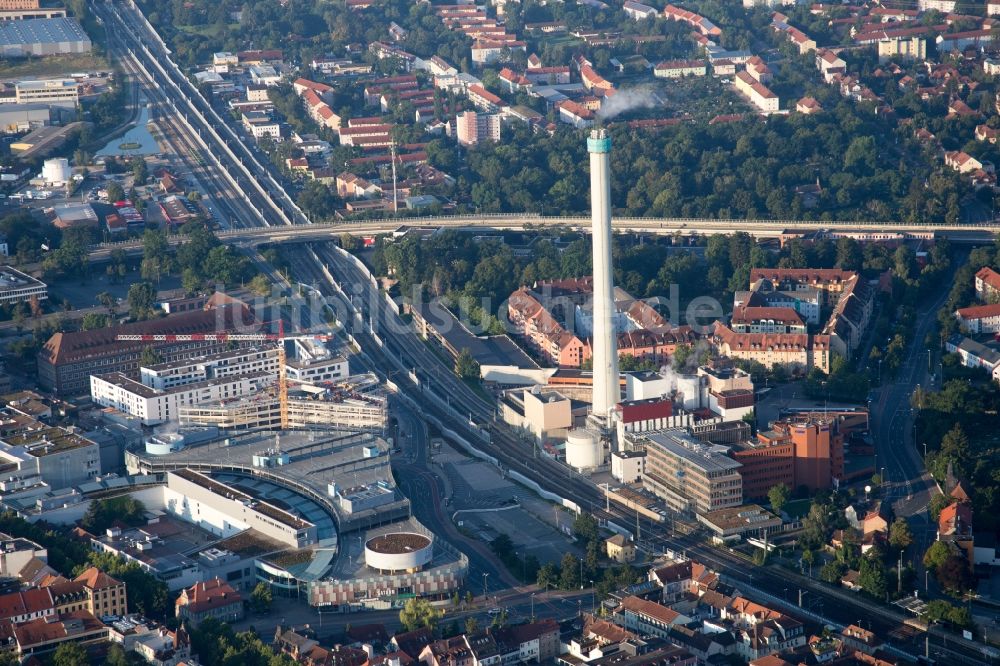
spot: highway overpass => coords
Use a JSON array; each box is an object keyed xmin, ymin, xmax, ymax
[{"xmin": 88, "ymin": 214, "xmax": 1000, "ymax": 261}]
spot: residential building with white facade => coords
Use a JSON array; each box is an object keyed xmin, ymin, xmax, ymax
[
  {"xmin": 956, "ymin": 303, "xmax": 1000, "ymax": 334},
  {"xmin": 90, "ymin": 371, "xmax": 273, "ymax": 426},
  {"xmin": 733, "ymin": 71, "xmax": 778, "ymax": 112}
]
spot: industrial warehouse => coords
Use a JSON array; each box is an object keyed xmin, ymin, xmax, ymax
[{"xmin": 0, "ymin": 17, "xmax": 90, "ymax": 57}]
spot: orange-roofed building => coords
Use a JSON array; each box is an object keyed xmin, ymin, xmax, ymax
[
  {"xmin": 613, "ymin": 595, "xmax": 687, "ymax": 638},
  {"xmin": 74, "ymin": 566, "xmax": 127, "ymax": 618},
  {"xmin": 175, "ymin": 578, "xmax": 243, "ymax": 627}
]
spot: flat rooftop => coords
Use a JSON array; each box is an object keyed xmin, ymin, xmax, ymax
[
  {"xmin": 0, "ymin": 266, "xmax": 45, "ymax": 292},
  {"xmin": 94, "ymin": 514, "xmax": 216, "ymax": 575},
  {"xmin": 130, "ymin": 429, "xmax": 403, "ymax": 530},
  {"xmin": 642, "ymin": 429, "xmax": 742, "ymax": 475},
  {"xmin": 172, "ymin": 468, "xmax": 311, "ymax": 530},
  {"xmin": 366, "ymin": 532, "xmax": 430, "ymax": 554},
  {"xmin": 3, "ymin": 424, "xmax": 95, "ymax": 456},
  {"xmin": 326, "ymin": 518, "xmax": 462, "ymax": 582},
  {"xmin": 96, "ymin": 370, "xmax": 273, "ymax": 399},
  {"xmin": 0, "ymin": 19, "xmax": 89, "ymax": 47},
  {"xmin": 146, "ymin": 344, "xmax": 276, "ymax": 372},
  {"xmin": 412, "ymin": 300, "xmax": 539, "ymax": 369}
]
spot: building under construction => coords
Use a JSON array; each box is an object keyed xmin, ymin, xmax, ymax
[{"xmin": 178, "ymin": 373, "xmax": 387, "ymax": 432}]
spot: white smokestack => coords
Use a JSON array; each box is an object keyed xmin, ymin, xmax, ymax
[{"xmin": 588, "ymin": 128, "xmax": 620, "ymax": 421}]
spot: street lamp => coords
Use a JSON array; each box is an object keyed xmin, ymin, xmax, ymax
[
  {"xmin": 589, "ymin": 580, "xmax": 595, "ymax": 615},
  {"xmin": 530, "ymin": 592, "xmax": 536, "ymax": 622},
  {"xmin": 483, "ymin": 573, "xmax": 489, "ymax": 600}
]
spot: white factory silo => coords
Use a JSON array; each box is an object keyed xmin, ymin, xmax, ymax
[
  {"xmin": 42, "ymin": 158, "xmax": 71, "ymax": 186},
  {"xmin": 565, "ymin": 427, "xmax": 603, "ymax": 470},
  {"xmin": 587, "ymin": 128, "xmax": 620, "ymax": 422}
]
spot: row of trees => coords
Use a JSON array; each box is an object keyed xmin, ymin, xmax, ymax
[{"xmin": 141, "ymin": 225, "xmax": 253, "ymax": 293}]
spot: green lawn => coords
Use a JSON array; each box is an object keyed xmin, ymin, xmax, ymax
[
  {"xmin": 782, "ymin": 498, "xmax": 812, "ymax": 519},
  {"xmin": 0, "ymin": 53, "xmax": 110, "ymax": 80},
  {"xmin": 175, "ymin": 23, "xmax": 238, "ymax": 39}
]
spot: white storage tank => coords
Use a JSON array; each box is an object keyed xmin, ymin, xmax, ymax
[
  {"xmin": 565, "ymin": 427, "xmax": 603, "ymax": 470},
  {"xmin": 42, "ymin": 158, "xmax": 71, "ymax": 186}
]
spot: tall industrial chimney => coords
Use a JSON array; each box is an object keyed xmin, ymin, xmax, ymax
[{"xmin": 587, "ymin": 128, "xmax": 620, "ymax": 422}]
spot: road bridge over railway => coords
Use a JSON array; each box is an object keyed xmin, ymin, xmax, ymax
[{"xmin": 89, "ymin": 214, "xmax": 1000, "ymax": 262}]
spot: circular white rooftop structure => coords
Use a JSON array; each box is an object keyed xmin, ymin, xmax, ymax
[
  {"xmin": 364, "ymin": 533, "xmax": 433, "ymax": 573},
  {"xmin": 566, "ymin": 428, "xmax": 602, "ymax": 470}
]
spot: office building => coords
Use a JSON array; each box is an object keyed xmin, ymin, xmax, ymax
[
  {"xmin": 139, "ymin": 346, "xmax": 279, "ymax": 391},
  {"xmin": 14, "ymin": 79, "xmax": 78, "ymax": 107},
  {"xmin": 38, "ymin": 304, "xmax": 256, "ymax": 396},
  {"xmin": 0, "ymin": 266, "xmax": 46, "ymax": 306},
  {"xmin": 741, "ymin": 416, "xmax": 845, "ymax": 498},
  {"xmin": 637, "ymin": 429, "xmax": 743, "ymax": 515},
  {"xmin": 90, "ymin": 371, "xmax": 274, "ymax": 426},
  {"xmin": 0, "ymin": 415, "xmax": 101, "ymax": 490},
  {"xmin": 178, "ymin": 375, "xmax": 388, "ymax": 432}
]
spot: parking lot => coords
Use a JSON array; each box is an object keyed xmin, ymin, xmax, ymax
[{"xmin": 433, "ymin": 442, "xmax": 582, "ymax": 566}]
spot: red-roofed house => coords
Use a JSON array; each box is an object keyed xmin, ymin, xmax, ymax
[
  {"xmin": 713, "ymin": 324, "xmax": 830, "ymax": 373},
  {"xmin": 556, "ymin": 100, "xmax": 594, "ymax": 128},
  {"xmin": 498, "ymin": 67, "xmax": 531, "ymax": 93},
  {"xmin": 467, "ymin": 84, "xmax": 503, "ymax": 111},
  {"xmin": 975, "ymin": 267, "xmax": 1000, "ymax": 302},
  {"xmin": 796, "ymin": 96, "xmax": 822, "ymax": 114},
  {"xmin": 74, "ymin": 566, "xmax": 127, "ymax": 618},
  {"xmin": 939, "ymin": 501, "xmax": 973, "ymax": 539},
  {"xmin": 654, "ymin": 60, "xmax": 707, "ymax": 78},
  {"xmin": 734, "ymin": 71, "xmax": 779, "ymax": 112},
  {"xmin": 614, "ymin": 596, "xmax": 687, "ymax": 638},
  {"xmin": 745, "ymin": 56, "xmax": 772, "ymax": 83},
  {"xmin": 13, "ymin": 610, "xmax": 108, "ymax": 657},
  {"xmin": 0, "ymin": 589, "xmax": 54, "ymax": 624},
  {"xmin": 976, "ymin": 125, "xmax": 1000, "ymax": 143},
  {"xmin": 945, "ymin": 150, "xmax": 984, "ymax": 174},
  {"xmin": 955, "ymin": 303, "xmax": 1000, "ymax": 333},
  {"xmin": 815, "ymin": 49, "xmax": 846, "ymax": 82},
  {"xmin": 175, "ymin": 578, "xmax": 243, "ymax": 627},
  {"xmin": 948, "ymin": 99, "xmax": 979, "ymax": 118},
  {"xmin": 731, "ymin": 306, "xmax": 807, "ymax": 334},
  {"xmin": 292, "ymin": 77, "xmax": 333, "ymax": 100},
  {"xmin": 580, "ymin": 64, "xmax": 614, "ymax": 91}
]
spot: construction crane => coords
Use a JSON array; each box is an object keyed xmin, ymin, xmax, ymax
[{"xmin": 116, "ymin": 324, "xmax": 333, "ymax": 430}]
